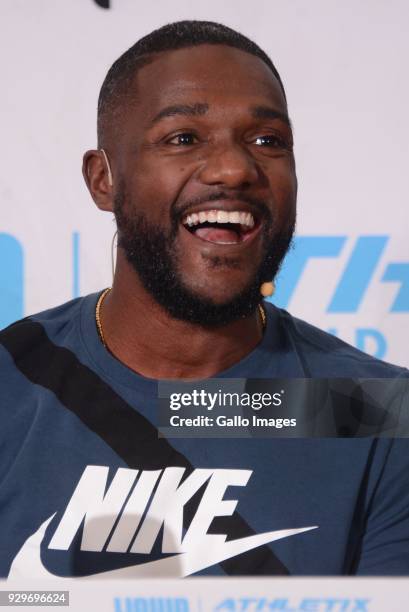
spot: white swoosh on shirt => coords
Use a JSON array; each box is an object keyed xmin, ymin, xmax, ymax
[{"xmin": 8, "ymin": 514, "xmax": 318, "ymax": 580}]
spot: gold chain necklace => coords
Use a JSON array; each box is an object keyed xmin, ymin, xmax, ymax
[
  {"xmin": 95, "ymin": 288, "xmax": 111, "ymax": 348},
  {"xmin": 258, "ymin": 302, "xmax": 266, "ymax": 330},
  {"xmin": 95, "ymin": 288, "xmax": 266, "ymax": 348}
]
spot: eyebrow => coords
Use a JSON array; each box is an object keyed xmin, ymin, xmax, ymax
[
  {"xmin": 150, "ymin": 103, "xmax": 209, "ymax": 125},
  {"xmin": 150, "ymin": 102, "xmax": 292, "ymax": 130},
  {"xmin": 251, "ymin": 106, "xmax": 292, "ymax": 129}
]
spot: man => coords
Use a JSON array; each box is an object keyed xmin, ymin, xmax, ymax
[{"xmin": 0, "ymin": 21, "xmax": 408, "ymax": 579}]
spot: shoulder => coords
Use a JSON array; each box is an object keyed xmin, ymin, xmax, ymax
[
  {"xmin": 268, "ymin": 303, "xmax": 408, "ymax": 378},
  {"xmin": 0, "ymin": 294, "xmax": 97, "ymax": 365}
]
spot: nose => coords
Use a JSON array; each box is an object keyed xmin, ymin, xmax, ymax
[{"xmin": 198, "ymin": 142, "xmax": 259, "ymax": 189}]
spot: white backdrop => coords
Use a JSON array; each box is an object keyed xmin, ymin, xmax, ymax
[{"xmin": 1, "ymin": 0, "xmax": 408, "ymax": 366}]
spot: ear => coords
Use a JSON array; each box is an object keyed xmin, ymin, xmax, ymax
[{"xmin": 82, "ymin": 149, "xmax": 114, "ymax": 212}]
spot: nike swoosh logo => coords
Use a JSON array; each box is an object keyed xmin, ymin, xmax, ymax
[{"xmin": 8, "ymin": 514, "xmax": 318, "ymax": 579}]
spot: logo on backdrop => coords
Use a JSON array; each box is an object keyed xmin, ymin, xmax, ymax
[
  {"xmin": 0, "ymin": 232, "xmax": 408, "ymax": 358},
  {"xmin": 272, "ymin": 235, "xmax": 409, "ymax": 359}
]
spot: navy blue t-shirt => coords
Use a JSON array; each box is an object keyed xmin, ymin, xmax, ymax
[{"xmin": 0, "ymin": 292, "xmax": 408, "ymax": 578}]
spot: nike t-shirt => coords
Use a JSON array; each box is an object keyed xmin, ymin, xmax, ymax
[{"xmin": 0, "ymin": 292, "xmax": 408, "ymax": 578}]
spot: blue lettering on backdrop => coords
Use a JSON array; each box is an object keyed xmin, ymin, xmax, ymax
[
  {"xmin": 273, "ymin": 235, "xmax": 409, "ymax": 314},
  {"xmin": 0, "ymin": 233, "xmax": 24, "ymax": 329},
  {"xmin": 356, "ymin": 329, "xmax": 387, "ymax": 359},
  {"xmin": 329, "ymin": 328, "xmax": 387, "ymax": 360},
  {"xmin": 327, "ymin": 236, "xmax": 388, "ymax": 312},
  {"xmin": 382, "ymin": 262, "xmax": 409, "ymax": 312},
  {"xmin": 113, "ymin": 597, "xmax": 189, "ymax": 612},
  {"xmin": 273, "ymin": 236, "xmax": 346, "ymax": 309},
  {"xmin": 215, "ymin": 598, "xmax": 369, "ymax": 611}
]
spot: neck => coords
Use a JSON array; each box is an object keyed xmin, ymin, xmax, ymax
[{"xmin": 98, "ymin": 255, "xmax": 264, "ymax": 380}]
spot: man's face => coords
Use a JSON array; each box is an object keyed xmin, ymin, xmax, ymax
[{"xmin": 112, "ymin": 44, "xmax": 297, "ymax": 325}]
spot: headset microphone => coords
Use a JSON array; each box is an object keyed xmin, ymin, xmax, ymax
[{"xmin": 100, "ymin": 148, "xmax": 113, "ymax": 187}]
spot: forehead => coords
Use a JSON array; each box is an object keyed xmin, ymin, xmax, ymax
[{"xmin": 130, "ymin": 44, "xmax": 287, "ymax": 117}]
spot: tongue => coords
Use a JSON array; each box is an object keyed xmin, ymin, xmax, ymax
[{"xmin": 195, "ymin": 227, "xmax": 239, "ymax": 243}]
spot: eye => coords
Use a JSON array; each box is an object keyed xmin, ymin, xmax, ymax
[
  {"xmin": 252, "ymin": 134, "xmax": 287, "ymax": 148},
  {"xmin": 166, "ymin": 132, "xmax": 199, "ymax": 146}
]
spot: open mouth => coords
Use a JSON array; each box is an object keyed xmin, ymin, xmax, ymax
[{"xmin": 181, "ymin": 209, "xmax": 260, "ymax": 245}]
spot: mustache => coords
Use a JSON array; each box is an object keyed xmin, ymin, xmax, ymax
[{"xmin": 171, "ymin": 191, "xmax": 273, "ymax": 226}]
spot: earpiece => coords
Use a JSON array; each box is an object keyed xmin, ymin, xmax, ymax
[
  {"xmin": 111, "ymin": 230, "xmax": 117, "ymax": 280},
  {"xmin": 100, "ymin": 148, "xmax": 113, "ymax": 187}
]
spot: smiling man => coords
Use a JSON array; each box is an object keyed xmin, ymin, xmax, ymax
[
  {"xmin": 84, "ymin": 28, "xmax": 297, "ymax": 379},
  {"xmin": 0, "ymin": 21, "xmax": 409, "ymax": 579}
]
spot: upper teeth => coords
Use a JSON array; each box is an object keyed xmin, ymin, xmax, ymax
[{"xmin": 183, "ymin": 210, "xmax": 255, "ymax": 228}]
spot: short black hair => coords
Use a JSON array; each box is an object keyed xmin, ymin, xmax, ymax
[{"xmin": 97, "ymin": 20, "xmax": 286, "ymax": 147}]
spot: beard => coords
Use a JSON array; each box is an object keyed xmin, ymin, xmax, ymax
[{"xmin": 114, "ymin": 185, "xmax": 295, "ymax": 328}]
